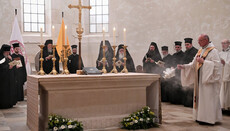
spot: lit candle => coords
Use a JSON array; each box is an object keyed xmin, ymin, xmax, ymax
[
  {"xmin": 52, "ymin": 25, "xmax": 55, "ymax": 44},
  {"xmin": 65, "ymin": 25, "xmax": 67, "ymax": 45},
  {"xmin": 113, "ymin": 27, "xmax": 116, "ymax": 46},
  {"xmin": 123, "ymin": 28, "xmax": 126, "ymax": 46},
  {"xmin": 40, "ymin": 27, "xmax": 43, "ymax": 44},
  {"xmin": 103, "ymin": 28, "xmax": 105, "ymax": 46}
]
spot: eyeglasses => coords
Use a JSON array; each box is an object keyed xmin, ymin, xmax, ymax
[{"xmin": 198, "ymin": 39, "xmax": 206, "ymax": 42}]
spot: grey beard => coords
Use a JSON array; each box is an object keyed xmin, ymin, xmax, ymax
[
  {"xmin": 163, "ymin": 54, "xmax": 168, "ymax": 58},
  {"xmin": 48, "ymin": 49, "xmax": 52, "ymax": 53}
]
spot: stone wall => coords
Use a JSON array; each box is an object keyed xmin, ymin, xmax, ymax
[{"xmin": 0, "ymin": 0, "xmax": 230, "ymax": 69}]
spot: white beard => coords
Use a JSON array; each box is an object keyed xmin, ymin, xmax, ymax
[{"xmin": 119, "ymin": 53, "xmax": 124, "ymax": 60}]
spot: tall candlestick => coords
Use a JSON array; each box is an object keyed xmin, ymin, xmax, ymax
[
  {"xmin": 40, "ymin": 27, "xmax": 43, "ymax": 44},
  {"xmin": 52, "ymin": 25, "xmax": 55, "ymax": 44},
  {"xmin": 103, "ymin": 28, "xmax": 105, "ymax": 46},
  {"xmin": 65, "ymin": 25, "xmax": 67, "ymax": 45},
  {"xmin": 113, "ymin": 27, "xmax": 116, "ymax": 46},
  {"xmin": 123, "ymin": 28, "xmax": 126, "ymax": 46}
]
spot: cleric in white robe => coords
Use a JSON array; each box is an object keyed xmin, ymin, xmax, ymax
[
  {"xmin": 219, "ymin": 39, "xmax": 230, "ymax": 110},
  {"xmin": 177, "ymin": 34, "xmax": 222, "ymax": 125}
]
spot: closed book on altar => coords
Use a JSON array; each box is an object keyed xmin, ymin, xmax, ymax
[{"xmin": 83, "ymin": 67, "xmax": 102, "ymax": 75}]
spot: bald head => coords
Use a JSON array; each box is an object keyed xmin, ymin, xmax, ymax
[
  {"xmin": 221, "ymin": 39, "xmax": 230, "ymax": 51},
  {"xmin": 198, "ymin": 34, "xmax": 210, "ymax": 47}
]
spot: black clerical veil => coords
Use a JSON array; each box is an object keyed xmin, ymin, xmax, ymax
[
  {"xmin": 0, "ymin": 45, "xmax": 5, "ymax": 60},
  {"xmin": 96, "ymin": 40, "xmax": 113, "ymax": 72},
  {"xmin": 0, "ymin": 44, "xmax": 17, "ymax": 108},
  {"xmin": 0, "ymin": 44, "xmax": 11, "ymax": 58},
  {"xmin": 40, "ymin": 40, "xmax": 60, "ymax": 74},
  {"xmin": 115, "ymin": 44, "xmax": 135, "ymax": 72},
  {"xmin": 97, "ymin": 40, "xmax": 113, "ymax": 61},
  {"xmin": 115, "ymin": 44, "xmax": 132, "ymax": 60},
  {"xmin": 145, "ymin": 42, "xmax": 162, "ymax": 60},
  {"xmin": 143, "ymin": 42, "xmax": 162, "ymax": 73}
]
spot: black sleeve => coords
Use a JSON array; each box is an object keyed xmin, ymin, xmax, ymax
[
  {"xmin": 55, "ymin": 49, "xmax": 60, "ymax": 62},
  {"xmin": 81, "ymin": 57, "xmax": 84, "ymax": 69},
  {"xmin": 67, "ymin": 56, "xmax": 71, "ymax": 71},
  {"xmin": 21, "ymin": 56, "xmax": 27, "ymax": 82}
]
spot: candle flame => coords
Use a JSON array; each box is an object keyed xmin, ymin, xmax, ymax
[
  {"xmin": 52, "ymin": 25, "xmax": 55, "ymax": 29},
  {"xmin": 65, "ymin": 25, "xmax": 67, "ymax": 30},
  {"xmin": 113, "ymin": 27, "xmax": 116, "ymax": 31},
  {"xmin": 123, "ymin": 28, "xmax": 126, "ymax": 32}
]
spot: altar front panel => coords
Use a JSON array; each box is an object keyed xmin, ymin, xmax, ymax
[{"xmin": 27, "ymin": 73, "xmax": 161, "ymax": 131}]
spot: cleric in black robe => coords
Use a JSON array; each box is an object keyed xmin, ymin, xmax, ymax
[
  {"xmin": 183, "ymin": 38, "xmax": 198, "ymax": 64},
  {"xmin": 11, "ymin": 43, "xmax": 27, "ymax": 101},
  {"xmin": 182, "ymin": 38, "xmax": 198, "ymax": 108},
  {"xmin": 0, "ymin": 44, "xmax": 17, "ymax": 109},
  {"xmin": 172, "ymin": 41, "xmax": 184, "ymax": 67},
  {"xmin": 96, "ymin": 40, "xmax": 113, "ymax": 72},
  {"xmin": 40, "ymin": 39, "xmax": 60, "ymax": 74},
  {"xmin": 169, "ymin": 41, "xmax": 184, "ymax": 105},
  {"xmin": 115, "ymin": 44, "xmax": 135, "ymax": 72},
  {"xmin": 67, "ymin": 45, "xmax": 84, "ymax": 73},
  {"xmin": 172, "ymin": 41, "xmax": 184, "ymax": 80},
  {"xmin": 161, "ymin": 46, "xmax": 173, "ymax": 68},
  {"xmin": 160, "ymin": 46, "xmax": 173, "ymax": 102},
  {"xmin": 143, "ymin": 42, "xmax": 162, "ymax": 73}
]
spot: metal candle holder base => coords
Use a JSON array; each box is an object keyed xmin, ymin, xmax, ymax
[
  {"xmin": 110, "ymin": 46, "xmax": 118, "ymax": 73},
  {"xmin": 38, "ymin": 45, "xmax": 46, "ymax": 75},
  {"xmin": 101, "ymin": 45, "xmax": 107, "ymax": 74},
  {"xmin": 62, "ymin": 45, "xmax": 70, "ymax": 74},
  {"xmin": 49, "ymin": 45, "xmax": 58, "ymax": 75},
  {"xmin": 121, "ymin": 45, "xmax": 128, "ymax": 73}
]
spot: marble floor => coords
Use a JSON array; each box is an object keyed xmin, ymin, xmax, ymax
[{"xmin": 0, "ymin": 100, "xmax": 230, "ymax": 131}]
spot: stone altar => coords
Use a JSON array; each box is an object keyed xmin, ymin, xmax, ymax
[{"xmin": 27, "ymin": 73, "xmax": 161, "ymax": 131}]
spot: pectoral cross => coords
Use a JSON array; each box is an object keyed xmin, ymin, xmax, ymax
[{"xmin": 68, "ymin": 0, "xmax": 91, "ymax": 70}]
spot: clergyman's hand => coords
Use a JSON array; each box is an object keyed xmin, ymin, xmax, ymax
[
  {"xmin": 8, "ymin": 55, "xmax": 12, "ymax": 60},
  {"xmin": 177, "ymin": 64, "xmax": 185, "ymax": 70},
  {"xmin": 196, "ymin": 57, "xmax": 204, "ymax": 64},
  {"xmin": 46, "ymin": 56, "xmax": 51, "ymax": 61},
  {"xmin": 150, "ymin": 59, "xmax": 154, "ymax": 63},
  {"xmin": 9, "ymin": 65, "xmax": 13, "ymax": 69},
  {"xmin": 221, "ymin": 59, "xmax": 225, "ymax": 65}
]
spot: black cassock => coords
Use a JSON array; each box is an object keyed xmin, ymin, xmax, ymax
[
  {"xmin": 143, "ymin": 54, "xmax": 162, "ymax": 73},
  {"xmin": 162, "ymin": 54, "xmax": 173, "ymax": 68},
  {"xmin": 183, "ymin": 47, "xmax": 198, "ymax": 64},
  {"xmin": 143, "ymin": 43, "xmax": 162, "ymax": 74},
  {"xmin": 161, "ymin": 54, "xmax": 174, "ymax": 102},
  {"xmin": 96, "ymin": 40, "xmax": 113, "ymax": 72},
  {"xmin": 115, "ymin": 44, "xmax": 135, "ymax": 72},
  {"xmin": 182, "ymin": 47, "xmax": 198, "ymax": 108},
  {"xmin": 67, "ymin": 54, "xmax": 84, "ymax": 73},
  {"xmin": 172, "ymin": 50, "xmax": 184, "ymax": 67},
  {"xmin": 172, "ymin": 50, "xmax": 184, "ymax": 79},
  {"xmin": 11, "ymin": 54, "xmax": 27, "ymax": 101},
  {"xmin": 0, "ymin": 57, "xmax": 17, "ymax": 109},
  {"xmin": 115, "ymin": 51, "xmax": 135, "ymax": 72},
  {"xmin": 40, "ymin": 47, "xmax": 60, "ymax": 74},
  {"xmin": 166, "ymin": 50, "xmax": 185, "ymax": 105}
]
